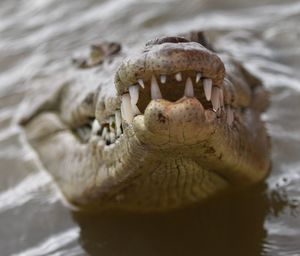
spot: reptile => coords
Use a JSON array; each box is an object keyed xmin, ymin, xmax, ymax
[{"xmin": 18, "ymin": 31, "xmax": 270, "ymax": 212}]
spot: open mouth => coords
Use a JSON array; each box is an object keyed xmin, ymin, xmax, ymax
[
  {"xmin": 77, "ymin": 72, "xmax": 235, "ymax": 147},
  {"xmin": 75, "ymin": 39, "xmax": 236, "ymax": 146},
  {"xmin": 121, "ymin": 70, "xmax": 223, "ymax": 117}
]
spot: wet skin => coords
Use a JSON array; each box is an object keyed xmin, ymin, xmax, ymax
[{"xmin": 19, "ymin": 31, "xmax": 270, "ymax": 212}]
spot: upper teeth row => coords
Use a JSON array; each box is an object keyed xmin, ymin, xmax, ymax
[
  {"xmin": 140, "ymin": 72, "xmax": 201, "ymax": 85},
  {"xmin": 121, "ymin": 73, "xmax": 225, "ymax": 123}
]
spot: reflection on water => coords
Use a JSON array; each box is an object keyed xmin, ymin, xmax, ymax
[
  {"xmin": 74, "ymin": 186, "xmax": 269, "ymax": 256},
  {"xmin": 0, "ymin": 0, "xmax": 300, "ymax": 255},
  {"xmin": 12, "ymin": 227, "xmax": 81, "ymax": 256}
]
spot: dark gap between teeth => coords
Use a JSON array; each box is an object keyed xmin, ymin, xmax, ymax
[
  {"xmin": 135, "ymin": 71, "xmax": 213, "ymax": 113},
  {"xmin": 75, "ymin": 114, "xmax": 124, "ymax": 145}
]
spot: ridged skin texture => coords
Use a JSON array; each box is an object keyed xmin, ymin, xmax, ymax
[{"xmin": 19, "ymin": 32, "xmax": 270, "ymax": 212}]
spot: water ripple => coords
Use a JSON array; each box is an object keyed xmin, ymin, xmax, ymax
[
  {"xmin": 0, "ymin": 172, "xmax": 53, "ymax": 213},
  {"xmin": 12, "ymin": 227, "xmax": 81, "ymax": 256}
]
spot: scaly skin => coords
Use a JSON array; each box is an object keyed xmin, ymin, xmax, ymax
[{"xmin": 18, "ymin": 31, "xmax": 270, "ymax": 212}]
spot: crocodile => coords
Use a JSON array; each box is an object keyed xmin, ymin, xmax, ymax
[{"xmin": 18, "ymin": 31, "xmax": 270, "ymax": 212}]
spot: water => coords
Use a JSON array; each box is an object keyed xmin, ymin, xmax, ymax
[{"xmin": 0, "ymin": 0, "xmax": 300, "ymax": 255}]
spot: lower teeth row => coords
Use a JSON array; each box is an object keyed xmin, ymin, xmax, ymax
[
  {"xmin": 92, "ymin": 111, "xmax": 122, "ymax": 145},
  {"xmin": 91, "ymin": 105, "xmax": 235, "ymax": 146}
]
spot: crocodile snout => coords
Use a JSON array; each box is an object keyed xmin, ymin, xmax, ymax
[
  {"xmin": 114, "ymin": 37, "xmax": 226, "ymax": 127},
  {"xmin": 142, "ymin": 98, "xmax": 206, "ymax": 144}
]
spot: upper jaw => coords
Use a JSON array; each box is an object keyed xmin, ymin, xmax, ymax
[{"xmin": 115, "ymin": 40, "xmax": 225, "ymax": 96}]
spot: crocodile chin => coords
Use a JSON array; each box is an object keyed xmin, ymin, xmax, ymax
[{"xmin": 20, "ymin": 34, "xmax": 270, "ymax": 212}]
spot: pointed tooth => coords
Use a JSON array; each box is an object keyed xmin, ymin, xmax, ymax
[
  {"xmin": 102, "ymin": 127, "xmax": 108, "ymax": 139},
  {"xmin": 196, "ymin": 73, "xmax": 202, "ymax": 83},
  {"xmin": 115, "ymin": 110, "xmax": 122, "ymax": 136},
  {"xmin": 92, "ymin": 120, "xmax": 101, "ymax": 135},
  {"xmin": 137, "ymin": 79, "xmax": 144, "ymax": 88},
  {"xmin": 109, "ymin": 116, "xmax": 115, "ymax": 131},
  {"xmin": 219, "ymin": 88, "xmax": 224, "ymax": 107},
  {"xmin": 211, "ymin": 87, "xmax": 220, "ymax": 111},
  {"xmin": 120, "ymin": 98, "xmax": 126, "ymax": 122},
  {"xmin": 151, "ymin": 75, "xmax": 162, "ymax": 99},
  {"xmin": 129, "ymin": 85, "xmax": 139, "ymax": 105},
  {"xmin": 121, "ymin": 101, "xmax": 125, "ymax": 119},
  {"xmin": 184, "ymin": 77, "xmax": 194, "ymax": 97},
  {"xmin": 121, "ymin": 94, "xmax": 134, "ymax": 123},
  {"xmin": 132, "ymin": 104, "xmax": 141, "ymax": 116},
  {"xmin": 160, "ymin": 75, "xmax": 167, "ymax": 84},
  {"xmin": 128, "ymin": 85, "xmax": 141, "ymax": 116},
  {"xmin": 105, "ymin": 132, "xmax": 110, "ymax": 143},
  {"xmin": 175, "ymin": 72, "xmax": 182, "ymax": 82},
  {"xmin": 227, "ymin": 107, "xmax": 234, "ymax": 125},
  {"xmin": 203, "ymin": 79, "xmax": 212, "ymax": 101}
]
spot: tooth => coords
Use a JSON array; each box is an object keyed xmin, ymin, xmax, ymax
[
  {"xmin": 196, "ymin": 73, "xmax": 202, "ymax": 83},
  {"xmin": 109, "ymin": 132, "xmax": 115, "ymax": 143},
  {"xmin": 121, "ymin": 94, "xmax": 134, "ymax": 123},
  {"xmin": 219, "ymin": 88, "xmax": 224, "ymax": 107},
  {"xmin": 109, "ymin": 116, "xmax": 115, "ymax": 131},
  {"xmin": 160, "ymin": 75, "xmax": 167, "ymax": 84},
  {"xmin": 211, "ymin": 87, "xmax": 220, "ymax": 111},
  {"xmin": 102, "ymin": 127, "xmax": 108, "ymax": 139},
  {"xmin": 203, "ymin": 79, "xmax": 212, "ymax": 101},
  {"xmin": 151, "ymin": 75, "xmax": 162, "ymax": 99},
  {"xmin": 137, "ymin": 79, "xmax": 144, "ymax": 88},
  {"xmin": 227, "ymin": 107, "xmax": 234, "ymax": 125},
  {"xmin": 120, "ymin": 98, "xmax": 125, "ymax": 121},
  {"xmin": 175, "ymin": 72, "xmax": 182, "ymax": 82},
  {"xmin": 92, "ymin": 119, "xmax": 101, "ymax": 134},
  {"xmin": 184, "ymin": 77, "xmax": 194, "ymax": 97},
  {"xmin": 105, "ymin": 132, "xmax": 110, "ymax": 143},
  {"xmin": 115, "ymin": 110, "xmax": 122, "ymax": 136},
  {"xmin": 129, "ymin": 85, "xmax": 139, "ymax": 105},
  {"xmin": 132, "ymin": 104, "xmax": 141, "ymax": 116},
  {"xmin": 128, "ymin": 85, "xmax": 141, "ymax": 116}
]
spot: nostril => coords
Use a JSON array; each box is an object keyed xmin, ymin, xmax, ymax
[{"xmin": 146, "ymin": 36, "xmax": 190, "ymax": 46}]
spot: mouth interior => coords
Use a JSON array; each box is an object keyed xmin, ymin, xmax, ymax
[{"xmin": 136, "ymin": 70, "xmax": 214, "ymax": 113}]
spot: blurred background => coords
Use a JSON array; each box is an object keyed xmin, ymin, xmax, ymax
[{"xmin": 1, "ymin": 0, "xmax": 300, "ymax": 255}]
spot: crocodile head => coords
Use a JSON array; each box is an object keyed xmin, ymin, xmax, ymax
[{"xmin": 20, "ymin": 33, "xmax": 270, "ymax": 212}]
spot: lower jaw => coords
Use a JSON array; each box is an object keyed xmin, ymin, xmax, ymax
[{"xmin": 101, "ymin": 157, "xmax": 229, "ymax": 212}]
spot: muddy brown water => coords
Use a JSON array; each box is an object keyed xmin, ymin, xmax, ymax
[{"xmin": 1, "ymin": 0, "xmax": 300, "ymax": 255}]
